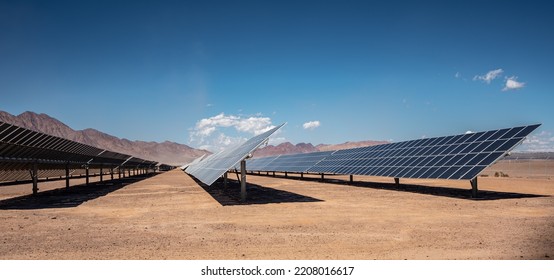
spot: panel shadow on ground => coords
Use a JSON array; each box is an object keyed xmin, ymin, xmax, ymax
[
  {"xmin": 0, "ymin": 175, "xmax": 154, "ymax": 210},
  {"xmin": 197, "ymin": 178, "xmax": 323, "ymax": 206}
]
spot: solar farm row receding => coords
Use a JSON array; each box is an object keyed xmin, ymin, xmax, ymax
[
  {"xmin": 244, "ymin": 124, "xmax": 540, "ymax": 181},
  {"xmin": 0, "ymin": 121, "xmax": 158, "ymax": 183}
]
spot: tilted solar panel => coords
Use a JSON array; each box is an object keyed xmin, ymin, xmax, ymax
[
  {"xmin": 246, "ymin": 151, "xmax": 334, "ymax": 173},
  {"xmin": 307, "ymin": 124, "xmax": 540, "ymax": 180},
  {"xmin": 185, "ymin": 123, "xmax": 286, "ymax": 186},
  {"xmin": 242, "ymin": 124, "xmax": 540, "ymax": 182}
]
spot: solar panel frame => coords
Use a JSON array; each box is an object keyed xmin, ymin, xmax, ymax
[
  {"xmin": 185, "ymin": 123, "xmax": 286, "ymax": 186},
  {"xmin": 241, "ymin": 124, "xmax": 539, "ymax": 182}
]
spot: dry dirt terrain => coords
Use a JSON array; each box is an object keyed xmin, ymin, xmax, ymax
[{"xmin": 0, "ymin": 168, "xmax": 552, "ymax": 259}]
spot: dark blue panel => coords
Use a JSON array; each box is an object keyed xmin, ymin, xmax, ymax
[
  {"xmin": 473, "ymin": 141, "xmax": 493, "ymax": 153},
  {"xmin": 455, "ymin": 134, "xmax": 473, "ymax": 144},
  {"xmin": 420, "ymin": 167, "xmax": 438, "ymax": 178},
  {"xmin": 439, "ymin": 167, "xmax": 458, "ymax": 179},
  {"xmin": 479, "ymin": 152, "xmax": 504, "ymax": 166},
  {"xmin": 449, "ymin": 166, "xmax": 472, "ymax": 179},
  {"xmin": 396, "ymin": 167, "xmax": 411, "ymax": 178},
  {"xmin": 498, "ymin": 138, "xmax": 523, "ymax": 151},
  {"xmin": 501, "ymin": 126, "xmax": 524, "ymax": 139},
  {"xmin": 467, "ymin": 153, "xmax": 489, "ymax": 165},
  {"xmin": 488, "ymin": 128, "xmax": 511, "ymax": 140},
  {"xmin": 442, "ymin": 145, "xmax": 458, "ymax": 155},
  {"xmin": 451, "ymin": 143, "xmax": 469, "ymax": 154},
  {"xmin": 412, "ymin": 168, "xmax": 429, "ymax": 178},
  {"xmin": 460, "ymin": 166, "xmax": 485, "ymax": 179},
  {"xmin": 404, "ymin": 168, "xmax": 420, "ymax": 178},
  {"xmin": 436, "ymin": 155, "xmax": 451, "ymax": 166},
  {"xmin": 460, "ymin": 142, "xmax": 480, "ymax": 154},
  {"xmin": 475, "ymin": 130, "xmax": 496, "ymax": 142},
  {"xmin": 484, "ymin": 139, "xmax": 507, "ymax": 152},
  {"xmin": 514, "ymin": 125, "xmax": 540, "ymax": 138},
  {"xmin": 445, "ymin": 154, "xmax": 464, "ymax": 166},
  {"xmin": 457, "ymin": 154, "xmax": 477, "ymax": 166},
  {"xmin": 430, "ymin": 167, "xmax": 449, "ymax": 178},
  {"xmin": 465, "ymin": 132, "xmax": 484, "ymax": 143}
]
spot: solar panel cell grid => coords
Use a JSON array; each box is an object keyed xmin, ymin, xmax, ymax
[{"xmin": 241, "ymin": 124, "xmax": 539, "ymax": 181}]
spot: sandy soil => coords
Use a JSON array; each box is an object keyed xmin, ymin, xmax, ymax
[{"xmin": 0, "ymin": 169, "xmax": 552, "ymax": 260}]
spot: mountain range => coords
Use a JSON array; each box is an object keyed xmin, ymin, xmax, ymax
[{"xmin": 0, "ymin": 110, "xmax": 390, "ymax": 165}]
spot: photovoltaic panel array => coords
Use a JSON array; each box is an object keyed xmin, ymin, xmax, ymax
[
  {"xmin": 244, "ymin": 124, "xmax": 540, "ymax": 181},
  {"xmin": 246, "ymin": 151, "xmax": 334, "ymax": 173},
  {"xmin": 185, "ymin": 123, "xmax": 285, "ymax": 186},
  {"xmin": 0, "ymin": 121, "xmax": 158, "ymax": 183}
]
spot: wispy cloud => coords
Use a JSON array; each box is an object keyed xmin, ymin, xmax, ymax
[
  {"xmin": 502, "ymin": 76, "xmax": 525, "ymax": 91},
  {"xmin": 189, "ymin": 113, "xmax": 276, "ymax": 151},
  {"xmin": 517, "ymin": 131, "xmax": 554, "ymax": 152},
  {"xmin": 473, "ymin": 69, "xmax": 504, "ymax": 84},
  {"xmin": 303, "ymin": 120, "xmax": 321, "ymax": 130},
  {"xmin": 455, "ymin": 72, "xmax": 461, "ymax": 79}
]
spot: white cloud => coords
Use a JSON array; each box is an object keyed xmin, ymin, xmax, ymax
[
  {"xmin": 516, "ymin": 131, "xmax": 554, "ymax": 152},
  {"xmin": 303, "ymin": 120, "xmax": 321, "ymax": 130},
  {"xmin": 465, "ymin": 130, "xmax": 474, "ymax": 134},
  {"xmin": 189, "ymin": 113, "xmax": 277, "ymax": 152},
  {"xmin": 473, "ymin": 69, "xmax": 504, "ymax": 84},
  {"xmin": 455, "ymin": 72, "xmax": 461, "ymax": 78},
  {"xmin": 502, "ymin": 76, "xmax": 525, "ymax": 91}
]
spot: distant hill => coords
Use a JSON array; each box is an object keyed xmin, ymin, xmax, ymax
[
  {"xmin": 0, "ymin": 111, "xmax": 210, "ymax": 166},
  {"xmin": 504, "ymin": 152, "xmax": 554, "ymax": 160}
]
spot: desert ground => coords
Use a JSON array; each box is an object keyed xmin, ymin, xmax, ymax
[{"xmin": 0, "ymin": 164, "xmax": 553, "ymax": 260}]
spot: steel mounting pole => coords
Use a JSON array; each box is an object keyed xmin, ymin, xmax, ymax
[
  {"xmin": 240, "ymin": 160, "xmax": 247, "ymax": 202},
  {"xmin": 32, "ymin": 161, "xmax": 38, "ymax": 195},
  {"xmin": 85, "ymin": 165, "xmax": 89, "ymax": 186},
  {"xmin": 470, "ymin": 177, "xmax": 478, "ymax": 198},
  {"xmin": 65, "ymin": 163, "xmax": 70, "ymax": 190}
]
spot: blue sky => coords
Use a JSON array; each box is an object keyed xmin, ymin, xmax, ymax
[{"xmin": 1, "ymin": 0, "xmax": 553, "ymax": 152}]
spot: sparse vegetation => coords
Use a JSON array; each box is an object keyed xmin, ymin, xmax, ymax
[{"xmin": 494, "ymin": 171, "xmax": 509, "ymax": 177}]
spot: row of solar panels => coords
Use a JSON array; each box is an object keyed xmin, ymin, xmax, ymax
[
  {"xmin": 0, "ymin": 121, "xmax": 158, "ymax": 182},
  {"xmin": 185, "ymin": 123, "xmax": 286, "ymax": 186},
  {"xmin": 242, "ymin": 124, "xmax": 540, "ymax": 181}
]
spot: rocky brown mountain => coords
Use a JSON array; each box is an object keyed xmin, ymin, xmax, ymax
[{"xmin": 0, "ymin": 111, "xmax": 209, "ymax": 166}]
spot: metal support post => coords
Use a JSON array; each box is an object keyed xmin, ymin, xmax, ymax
[
  {"xmin": 394, "ymin": 177, "xmax": 400, "ymax": 185},
  {"xmin": 470, "ymin": 177, "xmax": 478, "ymax": 198},
  {"xmin": 320, "ymin": 173, "xmax": 324, "ymax": 182},
  {"xmin": 85, "ymin": 165, "xmax": 89, "ymax": 186},
  {"xmin": 301, "ymin": 172, "xmax": 304, "ymax": 178},
  {"xmin": 224, "ymin": 172, "xmax": 228, "ymax": 189},
  {"xmin": 240, "ymin": 160, "xmax": 247, "ymax": 202},
  {"xmin": 128, "ymin": 168, "xmax": 131, "ymax": 177},
  {"xmin": 272, "ymin": 171, "xmax": 275, "ymax": 177},
  {"xmin": 65, "ymin": 163, "xmax": 70, "ymax": 190},
  {"xmin": 32, "ymin": 162, "xmax": 38, "ymax": 195},
  {"xmin": 100, "ymin": 166, "xmax": 103, "ymax": 182},
  {"xmin": 350, "ymin": 174, "xmax": 353, "ymax": 184},
  {"xmin": 285, "ymin": 171, "xmax": 288, "ymax": 178},
  {"xmin": 111, "ymin": 167, "xmax": 114, "ymax": 180}
]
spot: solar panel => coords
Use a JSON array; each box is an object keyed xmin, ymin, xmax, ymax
[
  {"xmin": 309, "ymin": 124, "xmax": 540, "ymax": 180},
  {"xmin": 246, "ymin": 151, "xmax": 334, "ymax": 173},
  {"xmin": 185, "ymin": 123, "xmax": 285, "ymax": 186},
  {"xmin": 0, "ymin": 121, "xmax": 159, "ymax": 185},
  {"xmin": 243, "ymin": 124, "xmax": 540, "ymax": 182}
]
